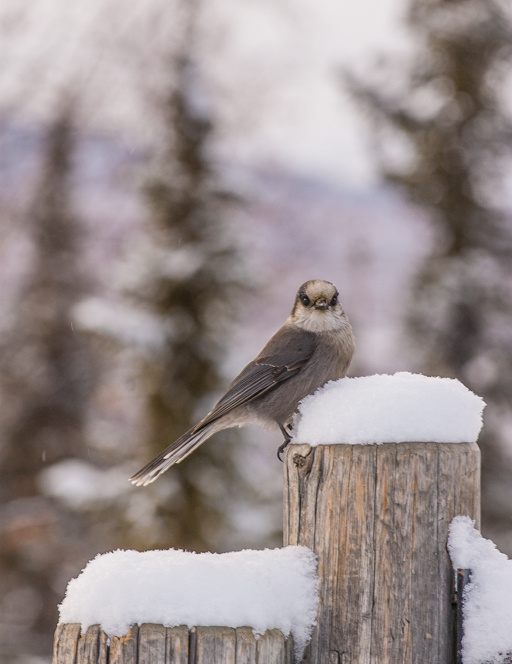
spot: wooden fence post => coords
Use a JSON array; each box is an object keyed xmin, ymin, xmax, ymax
[
  {"xmin": 283, "ymin": 442, "xmax": 480, "ymax": 664},
  {"xmin": 53, "ymin": 625, "xmax": 293, "ymax": 664}
]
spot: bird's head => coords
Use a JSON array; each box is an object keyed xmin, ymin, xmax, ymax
[{"xmin": 291, "ymin": 280, "xmax": 349, "ymax": 332}]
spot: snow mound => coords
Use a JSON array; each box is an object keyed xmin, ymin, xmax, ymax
[
  {"xmin": 293, "ymin": 372, "xmax": 484, "ymax": 446},
  {"xmin": 448, "ymin": 517, "xmax": 512, "ymax": 664},
  {"xmin": 59, "ymin": 546, "xmax": 319, "ymax": 654}
]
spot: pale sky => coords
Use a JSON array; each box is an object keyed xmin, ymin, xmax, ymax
[
  {"xmin": 203, "ymin": 0, "xmax": 412, "ymax": 186},
  {"xmin": 0, "ymin": 0, "xmax": 412, "ymax": 188}
]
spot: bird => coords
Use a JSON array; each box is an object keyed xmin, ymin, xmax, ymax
[{"xmin": 130, "ymin": 279, "xmax": 355, "ymax": 486}]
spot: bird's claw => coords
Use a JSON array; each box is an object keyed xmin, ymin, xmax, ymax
[
  {"xmin": 277, "ymin": 423, "xmax": 292, "ymax": 462},
  {"xmin": 277, "ymin": 439, "xmax": 290, "ymax": 462}
]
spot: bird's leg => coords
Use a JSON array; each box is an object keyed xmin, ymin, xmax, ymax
[{"xmin": 277, "ymin": 423, "xmax": 292, "ymax": 462}]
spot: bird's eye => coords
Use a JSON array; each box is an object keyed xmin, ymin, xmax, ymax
[
  {"xmin": 330, "ymin": 294, "xmax": 338, "ymax": 306},
  {"xmin": 301, "ymin": 295, "xmax": 310, "ymax": 306}
]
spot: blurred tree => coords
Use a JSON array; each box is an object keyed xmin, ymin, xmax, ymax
[
  {"xmin": 124, "ymin": 39, "xmax": 249, "ymax": 551},
  {"xmin": 348, "ymin": 0, "xmax": 512, "ymax": 551},
  {"xmin": 0, "ymin": 106, "xmax": 100, "ymax": 660}
]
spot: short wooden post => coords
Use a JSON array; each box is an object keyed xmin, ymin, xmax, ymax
[
  {"xmin": 284, "ymin": 442, "xmax": 480, "ymax": 664},
  {"xmin": 53, "ymin": 624, "xmax": 293, "ymax": 664}
]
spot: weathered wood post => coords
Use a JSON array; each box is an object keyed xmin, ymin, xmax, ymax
[
  {"xmin": 284, "ymin": 442, "xmax": 480, "ymax": 664},
  {"xmin": 53, "ymin": 624, "xmax": 293, "ymax": 664}
]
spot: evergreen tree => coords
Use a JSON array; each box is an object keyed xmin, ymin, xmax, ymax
[
  {"xmin": 349, "ymin": 0, "xmax": 512, "ymax": 551},
  {"xmin": 0, "ymin": 108, "xmax": 98, "ymax": 658},
  {"xmin": 126, "ymin": 49, "xmax": 247, "ymax": 553}
]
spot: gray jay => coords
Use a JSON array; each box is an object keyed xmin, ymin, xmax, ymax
[{"xmin": 130, "ymin": 279, "xmax": 355, "ymax": 486}]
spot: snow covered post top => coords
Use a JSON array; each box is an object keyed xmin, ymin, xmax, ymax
[
  {"xmin": 284, "ymin": 373, "xmax": 483, "ymax": 664},
  {"xmin": 293, "ymin": 372, "xmax": 485, "ymax": 446},
  {"xmin": 53, "ymin": 546, "xmax": 318, "ymax": 664}
]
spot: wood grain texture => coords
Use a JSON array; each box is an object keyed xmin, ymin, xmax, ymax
[
  {"xmin": 285, "ymin": 633, "xmax": 295, "ymax": 664},
  {"xmin": 139, "ymin": 624, "xmax": 166, "ymax": 664},
  {"xmin": 284, "ymin": 442, "xmax": 481, "ymax": 664},
  {"xmin": 54, "ymin": 624, "xmax": 292, "ymax": 664},
  {"xmin": 53, "ymin": 623, "xmax": 81, "ymax": 664},
  {"xmin": 437, "ymin": 444, "xmax": 481, "ymax": 664},
  {"xmin": 257, "ymin": 629, "xmax": 288, "ymax": 664},
  {"xmin": 167, "ymin": 626, "xmax": 189, "ymax": 664},
  {"xmin": 235, "ymin": 627, "xmax": 257, "ymax": 664},
  {"xmin": 77, "ymin": 625, "xmax": 101, "ymax": 664},
  {"xmin": 194, "ymin": 626, "xmax": 236, "ymax": 664},
  {"xmin": 110, "ymin": 625, "xmax": 139, "ymax": 664},
  {"xmin": 97, "ymin": 630, "xmax": 108, "ymax": 664}
]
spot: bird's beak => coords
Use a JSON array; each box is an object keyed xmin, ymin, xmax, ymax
[{"xmin": 315, "ymin": 300, "xmax": 328, "ymax": 310}]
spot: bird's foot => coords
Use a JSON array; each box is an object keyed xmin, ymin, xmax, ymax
[
  {"xmin": 277, "ymin": 423, "xmax": 292, "ymax": 461},
  {"xmin": 277, "ymin": 440, "xmax": 289, "ymax": 461}
]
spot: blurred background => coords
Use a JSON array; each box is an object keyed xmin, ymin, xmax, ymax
[{"xmin": 1, "ymin": 0, "xmax": 512, "ymax": 661}]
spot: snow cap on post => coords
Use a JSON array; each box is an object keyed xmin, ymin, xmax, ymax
[
  {"xmin": 293, "ymin": 372, "xmax": 485, "ymax": 446},
  {"xmin": 58, "ymin": 545, "xmax": 319, "ymax": 656}
]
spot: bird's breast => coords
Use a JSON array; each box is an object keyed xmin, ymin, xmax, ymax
[{"xmin": 249, "ymin": 326, "xmax": 355, "ymax": 426}]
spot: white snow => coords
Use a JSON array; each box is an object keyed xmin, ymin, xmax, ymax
[
  {"xmin": 448, "ymin": 516, "xmax": 512, "ymax": 664},
  {"xmin": 59, "ymin": 546, "xmax": 319, "ymax": 654},
  {"xmin": 293, "ymin": 372, "xmax": 484, "ymax": 446}
]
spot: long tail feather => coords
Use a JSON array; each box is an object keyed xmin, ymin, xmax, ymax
[{"xmin": 130, "ymin": 422, "xmax": 219, "ymax": 486}]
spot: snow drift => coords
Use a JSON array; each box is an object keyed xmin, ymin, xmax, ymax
[{"xmin": 448, "ymin": 516, "xmax": 512, "ymax": 664}]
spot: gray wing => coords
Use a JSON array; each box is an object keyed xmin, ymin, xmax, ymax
[
  {"xmin": 130, "ymin": 325, "xmax": 316, "ymax": 485},
  {"xmin": 197, "ymin": 326, "xmax": 317, "ymax": 429}
]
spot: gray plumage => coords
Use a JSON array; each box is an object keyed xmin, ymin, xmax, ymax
[{"xmin": 130, "ymin": 279, "xmax": 355, "ymax": 486}]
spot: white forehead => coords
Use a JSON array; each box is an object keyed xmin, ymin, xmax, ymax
[{"xmin": 302, "ymin": 280, "xmax": 337, "ymax": 300}]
